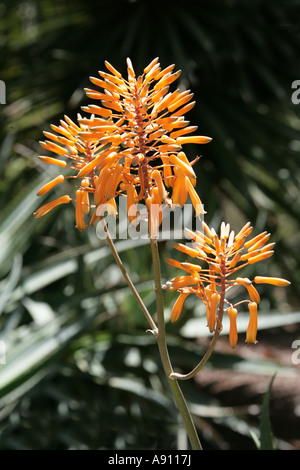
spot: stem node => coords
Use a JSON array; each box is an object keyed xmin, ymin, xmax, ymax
[{"xmin": 146, "ymin": 328, "xmax": 159, "ymax": 337}]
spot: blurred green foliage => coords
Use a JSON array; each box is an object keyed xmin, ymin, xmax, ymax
[{"xmin": 0, "ymin": 0, "xmax": 299, "ymax": 450}]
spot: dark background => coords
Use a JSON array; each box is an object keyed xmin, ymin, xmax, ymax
[{"xmin": 0, "ymin": 0, "xmax": 299, "ymax": 450}]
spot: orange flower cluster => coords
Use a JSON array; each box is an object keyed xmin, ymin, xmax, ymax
[
  {"xmin": 166, "ymin": 221, "xmax": 290, "ymax": 347},
  {"xmin": 34, "ymin": 58, "xmax": 211, "ymax": 232}
]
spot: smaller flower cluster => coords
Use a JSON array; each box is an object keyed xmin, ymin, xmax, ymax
[{"xmin": 166, "ymin": 221, "xmax": 290, "ymax": 347}]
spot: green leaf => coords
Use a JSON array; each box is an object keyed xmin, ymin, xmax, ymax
[
  {"xmin": 0, "ymin": 308, "xmax": 100, "ymax": 406},
  {"xmin": 259, "ymin": 374, "xmax": 276, "ymax": 450}
]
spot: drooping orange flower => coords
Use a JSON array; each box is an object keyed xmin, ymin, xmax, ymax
[
  {"xmin": 34, "ymin": 58, "xmax": 211, "ymax": 233},
  {"xmin": 166, "ymin": 221, "xmax": 290, "ymax": 347}
]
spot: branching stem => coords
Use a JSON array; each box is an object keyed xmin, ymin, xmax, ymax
[
  {"xmin": 170, "ymin": 257, "xmax": 226, "ymax": 381},
  {"xmin": 101, "ymin": 217, "xmax": 157, "ymax": 332},
  {"xmin": 103, "ymin": 216, "xmax": 202, "ymax": 450},
  {"xmin": 150, "ymin": 237, "xmax": 202, "ymax": 450}
]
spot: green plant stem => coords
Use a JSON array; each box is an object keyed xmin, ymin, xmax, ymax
[
  {"xmin": 102, "ymin": 216, "xmax": 201, "ymax": 450},
  {"xmin": 150, "ymin": 237, "xmax": 202, "ymax": 451},
  {"xmin": 101, "ymin": 218, "xmax": 157, "ymax": 332},
  {"xmin": 169, "ymin": 327, "xmax": 221, "ymax": 380}
]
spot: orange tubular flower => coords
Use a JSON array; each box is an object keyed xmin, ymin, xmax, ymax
[
  {"xmin": 171, "ymin": 292, "xmax": 190, "ymax": 322},
  {"xmin": 33, "ymin": 195, "xmax": 71, "ymax": 218},
  {"xmin": 166, "ymin": 221, "xmax": 290, "ymax": 347},
  {"xmin": 246, "ymin": 302, "xmax": 258, "ymax": 345},
  {"xmin": 227, "ymin": 307, "xmax": 238, "ymax": 349},
  {"xmin": 206, "ymin": 292, "xmax": 220, "ymax": 333},
  {"xmin": 34, "ymin": 58, "xmax": 211, "ymax": 232}
]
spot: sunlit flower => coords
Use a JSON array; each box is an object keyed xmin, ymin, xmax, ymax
[
  {"xmin": 34, "ymin": 58, "xmax": 211, "ymax": 232},
  {"xmin": 246, "ymin": 302, "xmax": 258, "ymax": 345},
  {"xmin": 227, "ymin": 307, "xmax": 238, "ymax": 348},
  {"xmin": 166, "ymin": 221, "xmax": 290, "ymax": 347}
]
